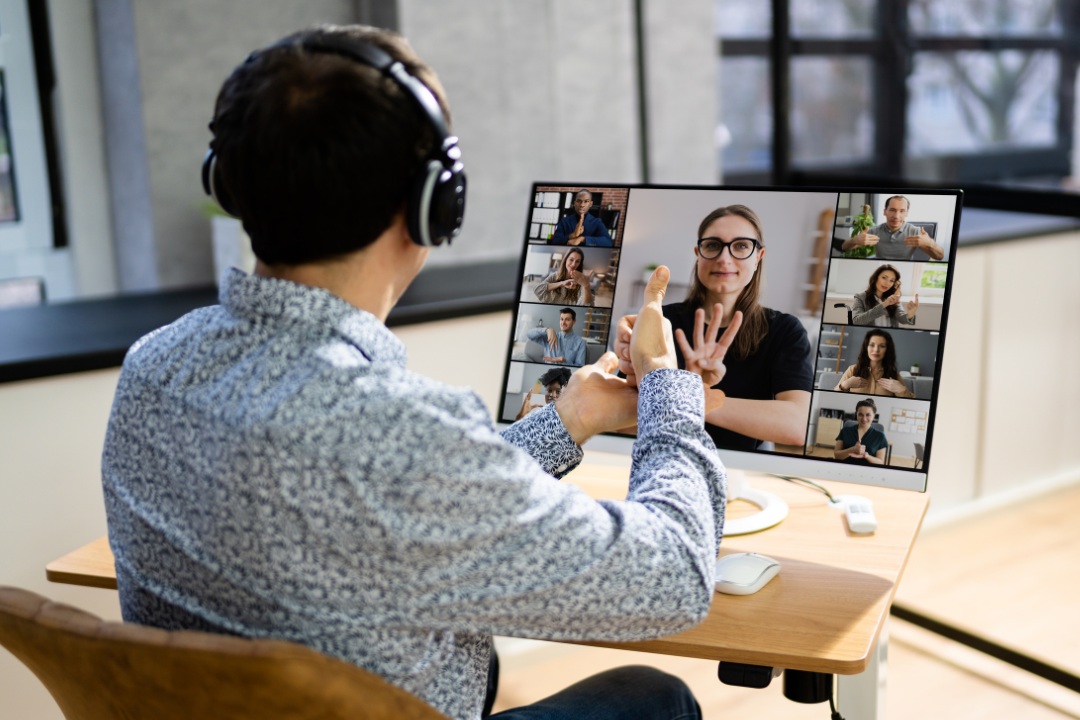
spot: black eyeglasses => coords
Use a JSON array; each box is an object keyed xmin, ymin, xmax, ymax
[{"xmin": 697, "ymin": 237, "xmax": 761, "ymax": 260}]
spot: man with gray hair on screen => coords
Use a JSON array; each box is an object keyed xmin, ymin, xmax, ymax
[{"xmin": 842, "ymin": 195, "xmax": 946, "ymax": 261}]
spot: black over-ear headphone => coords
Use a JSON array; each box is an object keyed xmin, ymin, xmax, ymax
[{"xmin": 201, "ymin": 33, "xmax": 466, "ymax": 248}]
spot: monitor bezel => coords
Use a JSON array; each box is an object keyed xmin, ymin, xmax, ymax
[{"xmin": 496, "ymin": 182, "xmax": 964, "ymax": 493}]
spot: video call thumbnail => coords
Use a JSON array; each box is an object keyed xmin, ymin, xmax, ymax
[
  {"xmin": 529, "ymin": 186, "xmax": 628, "ymax": 247},
  {"xmin": 807, "ymin": 391, "xmax": 931, "ymax": 469},
  {"xmin": 521, "ymin": 245, "xmax": 619, "ymax": 308},
  {"xmin": 501, "ymin": 362, "xmax": 573, "ymax": 423},
  {"xmin": 511, "ymin": 303, "xmax": 610, "ymax": 368},
  {"xmin": 816, "ymin": 325, "xmax": 938, "ymax": 400},
  {"xmin": 832, "ymin": 192, "xmax": 956, "ymax": 262},
  {"xmin": 824, "ymin": 259, "xmax": 946, "ymax": 331}
]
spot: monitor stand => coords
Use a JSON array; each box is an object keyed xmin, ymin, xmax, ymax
[{"xmin": 724, "ymin": 469, "xmax": 789, "ymax": 535}]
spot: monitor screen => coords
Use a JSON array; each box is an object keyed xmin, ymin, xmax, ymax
[{"xmin": 497, "ymin": 184, "xmax": 962, "ymax": 492}]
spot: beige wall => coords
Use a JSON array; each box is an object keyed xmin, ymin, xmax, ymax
[{"xmin": 3, "ymin": 234, "xmax": 1080, "ymax": 713}]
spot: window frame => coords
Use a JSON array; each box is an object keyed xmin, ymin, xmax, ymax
[{"xmin": 719, "ymin": 0, "xmax": 1080, "ymax": 190}]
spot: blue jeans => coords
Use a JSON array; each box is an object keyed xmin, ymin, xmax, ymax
[{"xmin": 489, "ymin": 665, "xmax": 701, "ymax": 720}]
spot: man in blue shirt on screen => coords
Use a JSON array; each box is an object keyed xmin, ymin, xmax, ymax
[
  {"xmin": 526, "ymin": 307, "xmax": 587, "ymax": 366},
  {"xmin": 550, "ymin": 189, "xmax": 613, "ymax": 246}
]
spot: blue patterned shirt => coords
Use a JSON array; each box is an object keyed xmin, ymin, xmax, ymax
[{"xmin": 102, "ymin": 269, "xmax": 726, "ymax": 720}]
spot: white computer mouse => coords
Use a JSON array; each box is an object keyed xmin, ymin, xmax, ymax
[{"xmin": 714, "ymin": 552, "xmax": 781, "ymax": 595}]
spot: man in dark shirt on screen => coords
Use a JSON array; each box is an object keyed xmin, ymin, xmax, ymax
[{"xmin": 551, "ymin": 189, "xmax": 613, "ymax": 247}]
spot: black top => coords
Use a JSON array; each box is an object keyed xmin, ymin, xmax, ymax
[
  {"xmin": 662, "ymin": 301, "xmax": 813, "ymax": 451},
  {"xmin": 837, "ymin": 424, "xmax": 889, "ymax": 465}
]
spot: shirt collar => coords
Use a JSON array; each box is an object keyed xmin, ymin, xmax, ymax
[{"xmin": 219, "ymin": 269, "xmax": 407, "ymax": 367}]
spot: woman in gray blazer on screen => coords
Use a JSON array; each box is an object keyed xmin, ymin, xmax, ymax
[{"xmin": 851, "ymin": 264, "xmax": 919, "ymax": 328}]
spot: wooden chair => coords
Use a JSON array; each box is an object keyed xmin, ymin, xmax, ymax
[{"xmin": 0, "ymin": 586, "xmax": 448, "ymax": 720}]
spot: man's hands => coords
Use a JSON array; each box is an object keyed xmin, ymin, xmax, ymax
[
  {"xmin": 905, "ymin": 227, "xmax": 932, "ymax": 249},
  {"xmin": 568, "ymin": 215, "xmax": 586, "ymax": 246},
  {"xmin": 844, "ymin": 230, "xmax": 879, "ymax": 250},
  {"xmin": 628, "ymin": 267, "xmax": 679, "ymax": 379},
  {"xmin": 673, "ymin": 304, "xmax": 743, "ymax": 387},
  {"xmin": 554, "ymin": 352, "xmax": 640, "ymax": 445}
]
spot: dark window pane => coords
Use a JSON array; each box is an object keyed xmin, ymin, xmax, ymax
[
  {"xmin": 719, "ymin": 56, "xmax": 773, "ymax": 172},
  {"xmin": 791, "ymin": 57, "xmax": 874, "ymax": 166},
  {"xmin": 792, "ymin": 0, "xmax": 875, "ymax": 37},
  {"xmin": 907, "ymin": 51, "xmax": 1059, "ymax": 155},
  {"xmin": 716, "ymin": 0, "xmax": 771, "ymax": 38},
  {"xmin": 909, "ymin": 0, "xmax": 1061, "ymax": 36}
]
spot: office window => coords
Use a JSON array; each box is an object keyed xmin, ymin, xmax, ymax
[{"xmin": 717, "ymin": 0, "xmax": 1078, "ymax": 184}]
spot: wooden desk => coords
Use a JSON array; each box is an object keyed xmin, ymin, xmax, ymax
[{"xmin": 46, "ymin": 467, "xmax": 927, "ymax": 680}]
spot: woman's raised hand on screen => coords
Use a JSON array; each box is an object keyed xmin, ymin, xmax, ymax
[
  {"xmin": 674, "ymin": 304, "xmax": 742, "ymax": 387},
  {"xmin": 877, "ymin": 377, "xmax": 905, "ymax": 394},
  {"xmin": 906, "ymin": 293, "xmax": 919, "ymax": 316}
]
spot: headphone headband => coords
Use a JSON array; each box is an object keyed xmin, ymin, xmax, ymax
[{"xmin": 203, "ymin": 31, "xmax": 466, "ymax": 249}]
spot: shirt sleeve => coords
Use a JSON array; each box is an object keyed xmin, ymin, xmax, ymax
[
  {"xmin": 551, "ymin": 217, "xmax": 569, "ymax": 245},
  {"xmin": 533, "ymin": 274, "xmax": 554, "ymax": 303},
  {"xmin": 349, "ymin": 369, "xmax": 726, "ymax": 643},
  {"xmin": 584, "ymin": 216, "xmax": 613, "ymax": 247},
  {"xmin": 768, "ymin": 314, "xmax": 813, "ymax": 395},
  {"xmin": 851, "ymin": 294, "xmax": 887, "ymax": 325}
]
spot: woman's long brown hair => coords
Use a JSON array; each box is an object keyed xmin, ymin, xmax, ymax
[
  {"xmin": 553, "ymin": 247, "xmax": 585, "ymax": 303},
  {"xmin": 685, "ymin": 205, "xmax": 767, "ymax": 360},
  {"xmin": 852, "ymin": 329, "xmax": 899, "ymax": 380},
  {"xmin": 863, "ymin": 264, "xmax": 901, "ymax": 320}
]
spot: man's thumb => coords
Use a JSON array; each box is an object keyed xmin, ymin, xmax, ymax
[{"xmin": 643, "ymin": 266, "xmax": 670, "ymax": 305}]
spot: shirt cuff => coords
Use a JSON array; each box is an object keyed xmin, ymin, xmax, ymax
[
  {"xmin": 636, "ymin": 368, "xmax": 705, "ymax": 438},
  {"xmin": 499, "ymin": 401, "xmax": 584, "ymax": 479}
]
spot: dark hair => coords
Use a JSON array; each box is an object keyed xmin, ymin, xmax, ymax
[
  {"xmin": 553, "ymin": 248, "xmax": 585, "ymax": 303},
  {"xmin": 855, "ymin": 398, "xmax": 877, "ymax": 414},
  {"xmin": 210, "ymin": 25, "xmax": 451, "ymax": 265},
  {"xmin": 540, "ymin": 367, "xmax": 572, "ymax": 388},
  {"xmin": 574, "ymin": 189, "xmax": 592, "ymax": 200},
  {"xmin": 559, "ymin": 307, "xmax": 576, "ymax": 321},
  {"xmin": 853, "ymin": 329, "xmax": 899, "ymax": 382},
  {"xmin": 863, "ymin": 264, "xmax": 901, "ymax": 320},
  {"xmin": 685, "ymin": 205, "xmax": 767, "ymax": 360},
  {"xmin": 884, "ymin": 195, "xmax": 910, "ymax": 211}
]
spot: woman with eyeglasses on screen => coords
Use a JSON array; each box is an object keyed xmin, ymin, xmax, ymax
[
  {"xmin": 834, "ymin": 328, "xmax": 916, "ymax": 398},
  {"xmin": 834, "ymin": 398, "xmax": 888, "ymax": 465},
  {"xmin": 615, "ymin": 205, "xmax": 813, "ymax": 450}
]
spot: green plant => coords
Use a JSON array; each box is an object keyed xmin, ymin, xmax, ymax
[{"xmin": 844, "ymin": 206, "xmax": 876, "ymax": 259}]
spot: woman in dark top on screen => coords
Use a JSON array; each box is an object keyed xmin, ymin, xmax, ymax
[
  {"xmin": 618, "ymin": 205, "xmax": 813, "ymax": 450},
  {"xmin": 834, "ymin": 398, "xmax": 888, "ymax": 465}
]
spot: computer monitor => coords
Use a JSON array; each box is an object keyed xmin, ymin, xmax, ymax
[{"xmin": 497, "ymin": 184, "xmax": 961, "ymax": 494}]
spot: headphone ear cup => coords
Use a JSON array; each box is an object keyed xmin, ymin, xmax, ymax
[
  {"xmin": 406, "ymin": 160, "xmax": 441, "ymax": 247},
  {"xmin": 202, "ymin": 149, "xmax": 239, "ymax": 218}
]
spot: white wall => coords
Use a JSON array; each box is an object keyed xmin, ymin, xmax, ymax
[{"xmin": 613, "ymin": 188, "xmax": 838, "ymax": 323}]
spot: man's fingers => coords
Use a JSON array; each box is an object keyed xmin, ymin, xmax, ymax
[
  {"xmin": 642, "ymin": 266, "xmax": 670, "ymax": 306},
  {"xmin": 593, "ymin": 351, "xmax": 619, "ymax": 375}
]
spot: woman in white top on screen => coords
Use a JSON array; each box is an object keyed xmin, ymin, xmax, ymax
[
  {"xmin": 851, "ymin": 264, "xmax": 919, "ymax": 328},
  {"xmin": 533, "ymin": 247, "xmax": 595, "ymax": 305}
]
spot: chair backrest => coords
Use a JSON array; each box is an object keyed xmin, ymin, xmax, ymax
[
  {"xmin": 818, "ymin": 371, "xmax": 842, "ymax": 390},
  {"xmin": 914, "ymin": 376, "xmax": 934, "ymax": 400},
  {"xmin": 0, "ymin": 586, "xmax": 448, "ymax": 720},
  {"xmin": 914, "ymin": 442, "xmax": 924, "ymax": 461}
]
